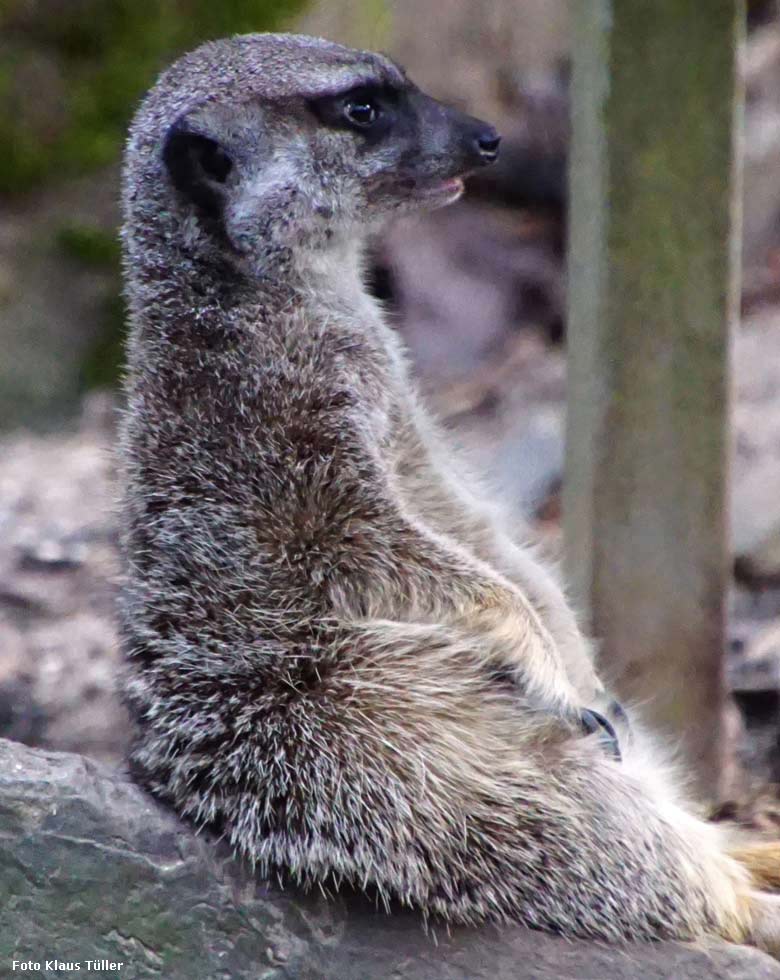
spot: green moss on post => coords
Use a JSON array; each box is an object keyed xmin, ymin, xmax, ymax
[
  {"xmin": 564, "ymin": 1, "xmax": 744, "ymax": 801},
  {"xmin": 0, "ymin": 0, "xmax": 307, "ymax": 195}
]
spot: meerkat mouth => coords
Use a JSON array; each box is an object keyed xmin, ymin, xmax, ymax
[
  {"xmin": 414, "ymin": 176, "xmax": 464, "ymax": 204},
  {"xmin": 370, "ymin": 173, "xmax": 465, "ymax": 207},
  {"xmin": 438, "ymin": 176, "xmax": 464, "ymax": 197}
]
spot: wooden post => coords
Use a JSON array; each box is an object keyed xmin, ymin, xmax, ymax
[{"xmin": 563, "ymin": 1, "xmax": 744, "ymax": 801}]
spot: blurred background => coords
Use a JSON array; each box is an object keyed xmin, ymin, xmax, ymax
[{"xmin": 0, "ymin": 1, "xmax": 779, "ymax": 820}]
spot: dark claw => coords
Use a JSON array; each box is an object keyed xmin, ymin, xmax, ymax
[
  {"xmin": 607, "ymin": 699, "xmax": 631, "ymax": 734},
  {"xmin": 580, "ymin": 708, "xmax": 622, "ymax": 762}
]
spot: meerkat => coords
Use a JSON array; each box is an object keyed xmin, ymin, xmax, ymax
[{"xmin": 119, "ymin": 33, "xmax": 780, "ymax": 954}]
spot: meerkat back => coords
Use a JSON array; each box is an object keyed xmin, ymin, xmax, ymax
[{"xmin": 119, "ymin": 32, "xmax": 780, "ymax": 956}]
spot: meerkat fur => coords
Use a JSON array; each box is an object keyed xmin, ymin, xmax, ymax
[{"xmin": 118, "ymin": 33, "xmax": 780, "ymax": 954}]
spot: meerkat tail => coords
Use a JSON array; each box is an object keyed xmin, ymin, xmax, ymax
[{"xmin": 730, "ymin": 842, "xmax": 780, "ymax": 892}]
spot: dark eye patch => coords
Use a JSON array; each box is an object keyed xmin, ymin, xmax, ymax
[{"xmin": 307, "ymin": 83, "xmax": 401, "ymax": 140}]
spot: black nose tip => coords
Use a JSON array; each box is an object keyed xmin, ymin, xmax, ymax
[{"xmin": 475, "ymin": 129, "xmax": 501, "ymax": 164}]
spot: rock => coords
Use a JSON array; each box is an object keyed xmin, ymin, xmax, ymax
[
  {"xmin": 0, "ymin": 411, "xmax": 129, "ymax": 763},
  {"xmin": 736, "ymin": 521, "xmax": 780, "ymax": 588},
  {"xmin": 732, "ymin": 310, "xmax": 780, "ymax": 579},
  {"xmin": 1, "ymin": 739, "xmax": 779, "ymax": 980},
  {"xmin": 730, "ymin": 622, "xmax": 780, "ymax": 694},
  {"xmin": 743, "ymin": 25, "xmax": 780, "ymax": 272},
  {"xmin": 729, "ymin": 621, "xmax": 780, "ymax": 785}
]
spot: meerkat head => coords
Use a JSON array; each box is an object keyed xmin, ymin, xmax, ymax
[{"xmin": 123, "ymin": 33, "xmax": 499, "ymax": 275}]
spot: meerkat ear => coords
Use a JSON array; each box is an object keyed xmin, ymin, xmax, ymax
[{"xmin": 162, "ymin": 126, "xmax": 233, "ymax": 218}]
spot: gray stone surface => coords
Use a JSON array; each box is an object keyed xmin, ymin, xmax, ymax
[
  {"xmin": 731, "ymin": 622, "xmax": 780, "ymax": 694},
  {"xmin": 736, "ymin": 520, "xmax": 780, "ymax": 588},
  {"xmin": 1, "ymin": 739, "xmax": 780, "ymax": 979}
]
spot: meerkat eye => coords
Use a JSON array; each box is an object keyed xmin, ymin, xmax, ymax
[
  {"xmin": 344, "ymin": 98, "xmax": 380, "ymax": 129},
  {"xmin": 308, "ymin": 85, "xmax": 396, "ymax": 137}
]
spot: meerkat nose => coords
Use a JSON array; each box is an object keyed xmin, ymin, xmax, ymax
[{"xmin": 474, "ymin": 128, "xmax": 501, "ymax": 165}]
